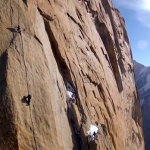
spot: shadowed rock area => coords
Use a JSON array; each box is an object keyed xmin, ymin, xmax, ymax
[{"xmin": 0, "ymin": 0, "xmax": 144, "ymax": 150}]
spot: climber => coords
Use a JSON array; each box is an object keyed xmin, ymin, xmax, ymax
[
  {"xmin": 91, "ymin": 132, "xmax": 97, "ymax": 141},
  {"xmin": 25, "ymin": 94, "xmax": 32, "ymax": 106},
  {"xmin": 66, "ymin": 90, "xmax": 76, "ymax": 108},
  {"xmin": 66, "ymin": 81, "xmax": 76, "ymax": 108},
  {"xmin": 87, "ymin": 124, "xmax": 98, "ymax": 141},
  {"xmin": 92, "ymin": 131, "xmax": 98, "ymax": 140},
  {"xmin": 14, "ymin": 25, "xmax": 21, "ymax": 33}
]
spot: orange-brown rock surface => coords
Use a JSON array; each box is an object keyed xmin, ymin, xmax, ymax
[{"xmin": 0, "ymin": 0, "xmax": 144, "ymax": 150}]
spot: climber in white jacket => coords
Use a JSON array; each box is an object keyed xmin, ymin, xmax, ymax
[{"xmin": 87, "ymin": 125, "xmax": 98, "ymax": 141}]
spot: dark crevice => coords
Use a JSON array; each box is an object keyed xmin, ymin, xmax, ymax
[
  {"xmin": 34, "ymin": 35, "xmax": 43, "ymax": 45},
  {"xmin": 47, "ymin": 0, "xmax": 52, "ymax": 6},
  {"xmin": 42, "ymin": 17, "xmax": 86, "ymax": 150},
  {"xmin": 67, "ymin": 13, "xmax": 84, "ymax": 31},
  {"xmin": 86, "ymin": 74, "xmax": 97, "ymax": 86},
  {"xmin": 97, "ymin": 83, "xmax": 106, "ymax": 101},
  {"xmin": 22, "ymin": 0, "xmax": 28, "ymax": 7},
  {"xmin": 40, "ymin": 9, "xmax": 100, "ymax": 150},
  {"xmin": 79, "ymin": 35, "xmax": 83, "ymax": 40},
  {"xmin": 94, "ymin": 17, "xmax": 123, "ymax": 92},
  {"xmin": 92, "ymin": 90, "xmax": 97, "ymax": 99},
  {"xmin": 118, "ymin": 57, "xmax": 125, "ymax": 74},
  {"xmin": 63, "ymin": 33, "xmax": 67, "ymax": 41},
  {"xmin": 101, "ymin": 47, "xmax": 105, "ymax": 55},
  {"xmin": 68, "ymin": 106, "xmax": 84, "ymax": 150},
  {"xmin": 66, "ymin": 14, "xmax": 89, "ymax": 42},
  {"xmin": 76, "ymin": 8, "xmax": 83, "ymax": 23},
  {"xmin": 104, "ymin": 53, "xmax": 111, "ymax": 66},
  {"xmin": 56, "ymin": 80, "xmax": 62, "ymax": 97},
  {"xmin": 89, "ymin": 45, "xmax": 102, "ymax": 66},
  {"xmin": 101, "ymin": 0, "xmax": 126, "ymax": 75},
  {"xmin": 37, "ymin": 7, "xmax": 53, "ymax": 21},
  {"xmin": 79, "ymin": 29, "xmax": 85, "ymax": 39}
]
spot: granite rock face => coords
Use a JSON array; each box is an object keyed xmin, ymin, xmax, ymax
[{"xmin": 0, "ymin": 0, "xmax": 144, "ymax": 150}]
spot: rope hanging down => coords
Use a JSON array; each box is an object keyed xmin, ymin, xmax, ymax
[
  {"xmin": 19, "ymin": 16, "xmax": 39, "ymax": 150},
  {"xmin": 19, "ymin": 17, "xmax": 38, "ymax": 150},
  {"xmin": 20, "ymin": 34, "xmax": 30, "ymax": 95},
  {"xmin": 17, "ymin": 1, "xmax": 38, "ymax": 150},
  {"xmin": 17, "ymin": 0, "xmax": 29, "ymax": 94}
]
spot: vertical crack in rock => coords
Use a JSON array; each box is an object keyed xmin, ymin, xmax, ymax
[
  {"xmin": 67, "ymin": 13, "xmax": 84, "ymax": 32},
  {"xmin": 34, "ymin": 35, "xmax": 43, "ymax": 45},
  {"xmin": 101, "ymin": 0, "xmax": 126, "ymax": 75},
  {"xmin": 37, "ymin": 7, "xmax": 53, "ymax": 21},
  {"xmin": 94, "ymin": 17, "xmax": 123, "ymax": 92},
  {"xmin": 22, "ymin": 0, "xmax": 28, "ymax": 7},
  {"xmin": 89, "ymin": 45, "xmax": 103, "ymax": 66},
  {"xmin": 38, "ymin": 10, "xmax": 87, "ymax": 149}
]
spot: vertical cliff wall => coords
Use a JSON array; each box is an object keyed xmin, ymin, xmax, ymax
[{"xmin": 0, "ymin": 0, "xmax": 144, "ymax": 150}]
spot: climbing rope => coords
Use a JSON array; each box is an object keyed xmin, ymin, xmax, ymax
[
  {"xmin": 17, "ymin": 1, "xmax": 38, "ymax": 150},
  {"xmin": 19, "ymin": 17, "xmax": 38, "ymax": 150},
  {"xmin": 29, "ymin": 106, "xmax": 38, "ymax": 150},
  {"xmin": 17, "ymin": 0, "xmax": 19, "ymax": 26},
  {"xmin": 20, "ymin": 34, "xmax": 30, "ymax": 94},
  {"xmin": 17, "ymin": 0, "xmax": 29, "ymax": 94}
]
